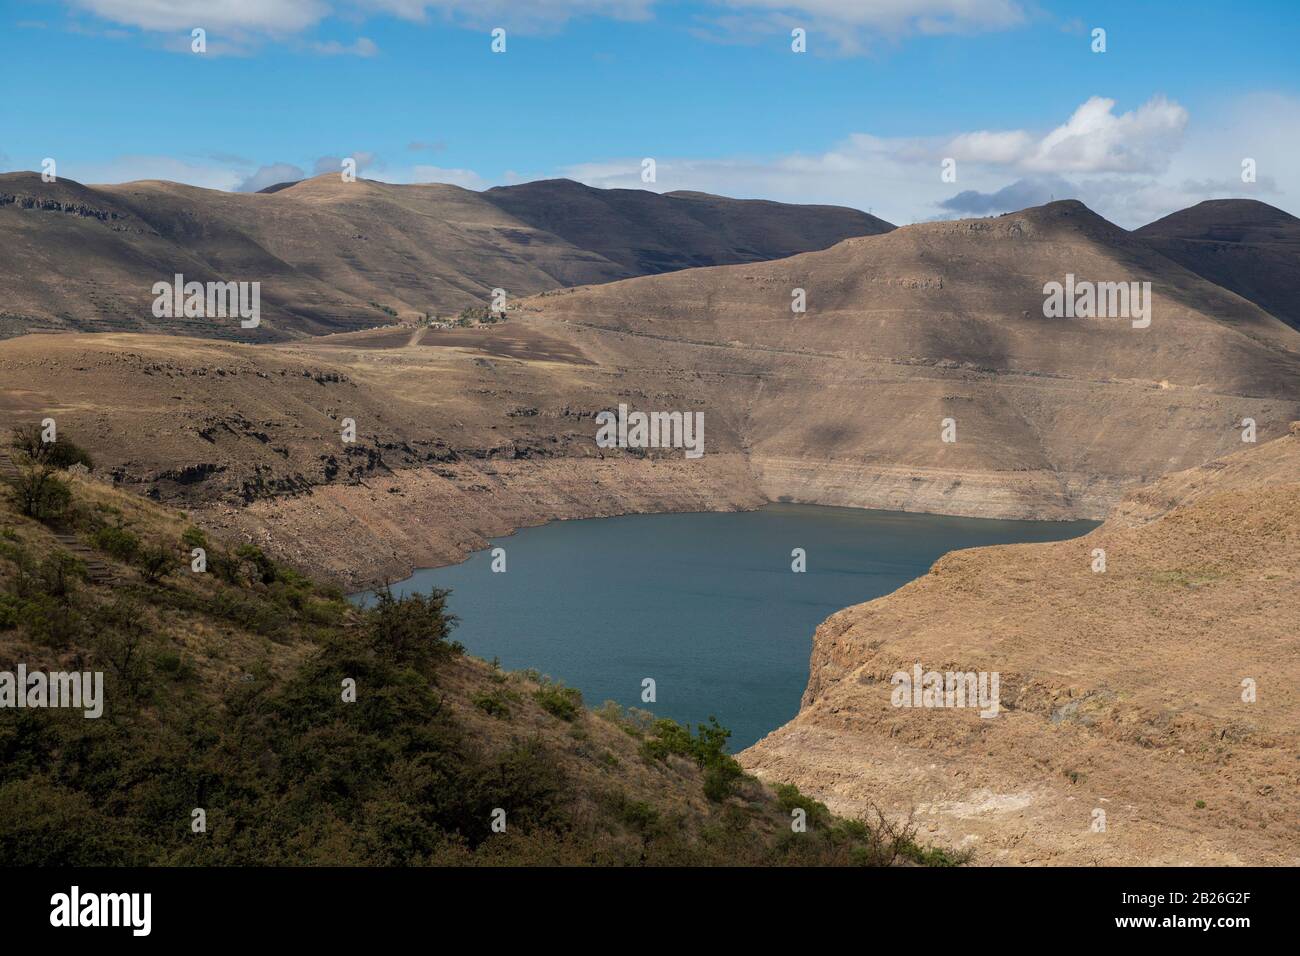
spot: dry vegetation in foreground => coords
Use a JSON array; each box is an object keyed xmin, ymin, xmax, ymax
[{"xmin": 0, "ymin": 430, "xmax": 966, "ymax": 866}]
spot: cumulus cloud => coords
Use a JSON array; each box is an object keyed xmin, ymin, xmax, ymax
[
  {"xmin": 1023, "ymin": 96, "xmax": 1188, "ymax": 173},
  {"xmin": 941, "ymin": 97, "xmax": 1189, "ymax": 175}
]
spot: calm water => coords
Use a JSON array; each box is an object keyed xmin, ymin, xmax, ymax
[{"xmin": 352, "ymin": 505, "xmax": 1096, "ymax": 750}]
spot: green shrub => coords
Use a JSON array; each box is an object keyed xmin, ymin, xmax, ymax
[
  {"xmin": 19, "ymin": 594, "xmax": 83, "ymax": 647},
  {"xmin": 0, "ymin": 594, "xmax": 22, "ymax": 630},
  {"xmin": 775, "ymin": 783, "xmax": 831, "ymax": 829},
  {"xmin": 703, "ymin": 760, "xmax": 745, "ymax": 802},
  {"xmin": 151, "ymin": 649, "xmax": 195, "ymax": 681},
  {"xmin": 89, "ymin": 598, "xmax": 151, "ymax": 698},
  {"xmin": 92, "ymin": 525, "xmax": 140, "ymax": 562},
  {"xmin": 366, "ymin": 587, "xmax": 458, "ymax": 667},
  {"xmin": 533, "ymin": 681, "xmax": 583, "ymax": 721},
  {"xmin": 38, "ymin": 551, "xmax": 84, "ymax": 599},
  {"xmin": 473, "ymin": 689, "xmax": 518, "ymax": 719},
  {"xmin": 138, "ymin": 543, "xmax": 174, "ymax": 584},
  {"xmin": 7, "ymin": 466, "xmax": 72, "ymax": 522},
  {"xmin": 641, "ymin": 715, "xmax": 745, "ymax": 802},
  {"xmin": 606, "ymin": 792, "xmax": 661, "ymax": 835}
]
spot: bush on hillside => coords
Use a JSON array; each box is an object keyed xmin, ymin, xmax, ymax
[
  {"xmin": 6, "ymin": 466, "xmax": 72, "ymax": 522},
  {"xmin": 642, "ymin": 715, "xmax": 745, "ymax": 802},
  {"xmin": 533, "ymin": 681, "xmax": 583, "ymax": 721},
  {"xmin": 10, "ymin": 424, "xmax": 94, "ymax": 471},
  {"xmin": 367, "ymin": 587, "xmax": 459, "ymax": 667},
  {"xmin": 92, "ymin": 525, "xmax": 140, "ymax": 562}
]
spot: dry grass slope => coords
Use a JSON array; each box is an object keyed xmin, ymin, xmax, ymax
[{"xmin": 740, "ymin": 425, "xmax": 1300, "ymax": 865}]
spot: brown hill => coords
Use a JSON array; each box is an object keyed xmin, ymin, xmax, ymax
[
  {"xmin": 1135, "ymin": 199, "xmax": 1300, "ymax": 332},
  {"xmin": 483, "ymin": 179, "xmax": 893, "ymax": 275},
  {"xmin": 524, "ymin": 200, "xmax": 1300, "ymax": 520},
  {"xmin": 739, "ymin": 425, "xmax": 1300, "ymax": 865},
  {"xmin": 0, "ymin": 172, "xmax": 885, "ymax": 341}
]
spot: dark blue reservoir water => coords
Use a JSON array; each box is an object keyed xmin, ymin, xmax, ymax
[{"xmin": 352, "ymin": 504, "xmax": 1096, "ymax": 750}]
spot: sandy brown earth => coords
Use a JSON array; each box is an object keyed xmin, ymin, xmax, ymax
[{"xmin": 739, "ymin": 426, "xmax": 1300, "ymax": 865}]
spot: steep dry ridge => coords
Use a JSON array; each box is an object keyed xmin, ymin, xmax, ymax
[
  {"xmin": 1135, "ymin": 199, "xmax": 1300, "ymax": 332},
  {"xmin": 526, "ymin": 200, "xmax": 1300, "ymax": 520},
  {"xmin": 740, "ymin": 426, "xmax": 1300, "ymax": 865},
  {"xmin": 0, "ymin": 172, "xmax": 887, "ymax": 340}
]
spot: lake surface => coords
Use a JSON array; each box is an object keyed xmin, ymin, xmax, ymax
[{"xmin": 352, "ymin": 505, "xmax": 1096, "ymax": 750}]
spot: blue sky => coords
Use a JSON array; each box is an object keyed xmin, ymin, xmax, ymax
[{"xmin": 3, "ymin": 0, "xmax": 1297, "ymax": 225}]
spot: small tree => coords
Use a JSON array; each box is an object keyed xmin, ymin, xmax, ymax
[
  {"xmin": 39, "ymin": 551, "xmax": 84, "ymax": 600},
  {"xmin": 7, "ymin": 465, "xmax": 72, "ymax": 522},
  {"xmin": 92, "ymin": 599, "xmax": 150, "ymax": 699},
  {"xmin": 138, "ymin": 543, "xmax": 173, "ymax": 584},
  {"xmin": 367, "ymin": 587, "xmax": 458, "ymax": 666},
  {"xmin": 11, "ymin": 424, "xmax": 93, "ymax": 470}
]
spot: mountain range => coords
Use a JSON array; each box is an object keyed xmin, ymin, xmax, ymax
[{"xmin": 0, "ymin": 173, "xmax": 891, "ymax": 340}]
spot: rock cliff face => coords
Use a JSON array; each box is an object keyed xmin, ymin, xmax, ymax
[
  {"xmin": 194, "ymin": 454, "xmax": 764, "ymax": 588},
  {"xmin": 739, "ymin": 427, "xmax": 1300, "ymax": 865}
]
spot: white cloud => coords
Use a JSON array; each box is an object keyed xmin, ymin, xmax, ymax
[
  {"xmin": 558, "ymin": 93, "xmax": 1297, "ymax": 228},
  {"xmin": 66, "ymin": 0, "xmax": 1021, "ymax": 47},
  {"xmin": 946, "ymin": 130, "xmax": 1035, "ymax": 165},
  {"xmin": 363, "ymin": 0, "xmax": 654, "ymax": 30},
  {"xmin": 70, "ymin": 0, "xmax": 329, "ymax": 33},
  {"xmin": 67, "ymin": 0, "xmax": 655, "ymax": 37},
  {"xmin": 692, "ymin": 0, "xmax": 1026, "ymax": 53},
  {"xmin": 1024, "ymin": 95, "xmax": 1188, "ymax": 173},
  {"xmin": 941, "ymin": 97, "xmax": 1189, "ymax": 175}
]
